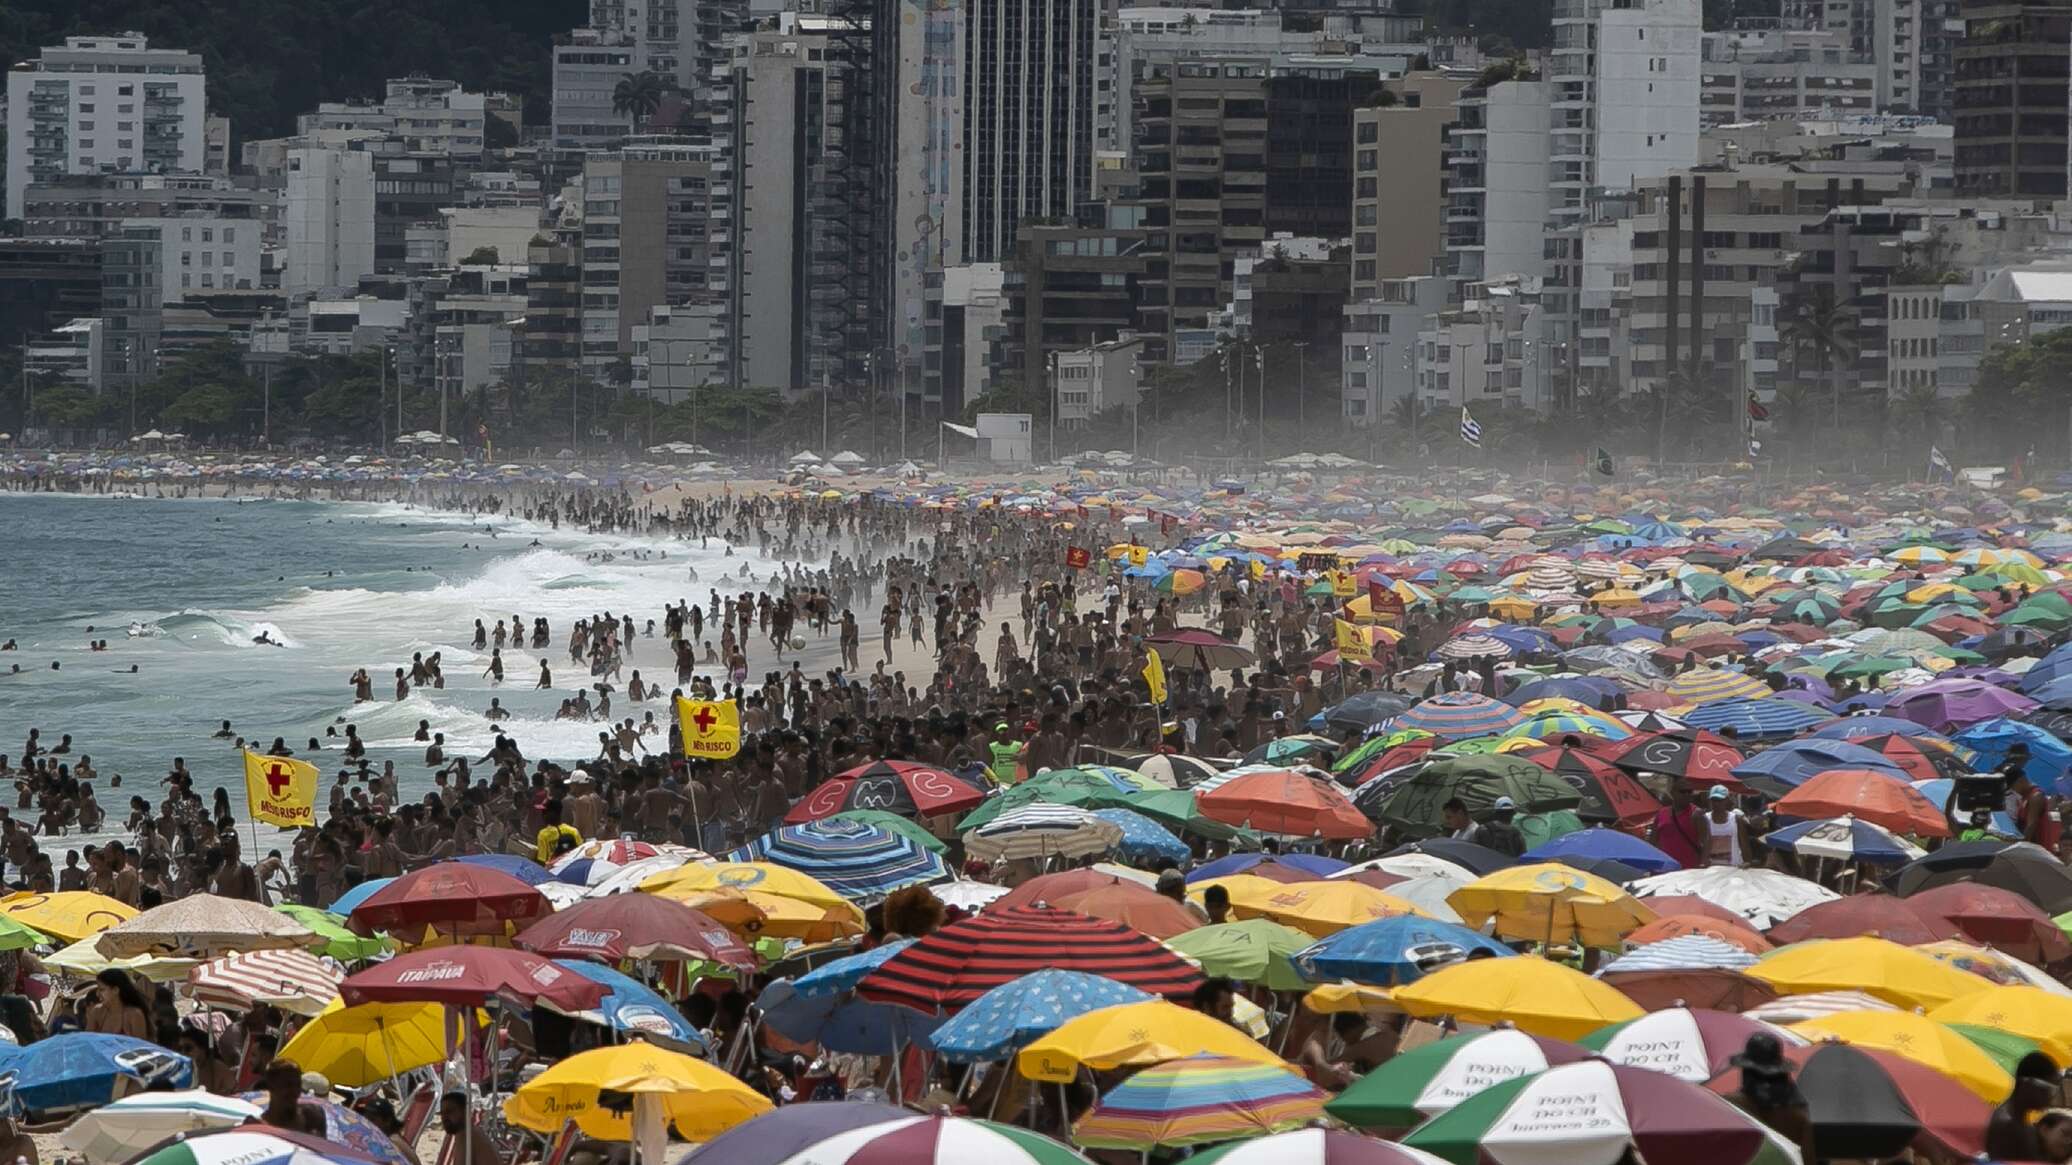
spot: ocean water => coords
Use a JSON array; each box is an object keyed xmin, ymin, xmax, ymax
[{"xmin": 0, "ymin": 493, "xmax": 771, "ymax": 843}]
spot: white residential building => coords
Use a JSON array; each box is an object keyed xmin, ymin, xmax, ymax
[
  {"xmin": 283, "ymin": 146, "xmax": 377, "ymax": 296},
  {"xmin": 1585, "ymin": 0, "xmax": 1703, "ymax": 209},
  {"xmin": 551, "ymin": 30, "xmax": 637, "ymax": 150},
  {"xmin": 127, "ymin": 214, "xmax": 262, "ymax": 296},
  {"xmin": 298, "ymin": 78, "xmax": 488, "ymax": 159},
  {"xmin": 1414, "ymin": 276, "xmax": 1550, "ymax": 413},
  {"xmin": 1054, "ymin": 334, "xmax": 1147, "ymax": 427},
  {"xmin": 1699, "ymin": 27, "xmax": 1877, "ymax": 127},
  {"xmin": 1447, "ymin": 77, "xmax": 1552, "ymax": 284},
  {"xmin": 5, "ymin": 33, "xmax": 208, "ymax": 219},
  {"xmin": 1341, "ymin": 274, "xmax": 1449, "ymax": 427},
  {"xmin": 25, "ymin": 318, "xmax": 107, "ymax": 393},
  {"xmin": 1884, "ymin": 283, "xmax": 1943, "ymax": 395}
]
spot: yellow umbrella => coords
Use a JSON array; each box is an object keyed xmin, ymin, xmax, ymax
[
  {"xmin": 1447, "ymin": 864, "xmax": 1654, "ymax": 950},
  {"xmin": 1748, "ymin": 937, "xmax": 1989, "ymax": 1009},
  {"xmin": 1302, "ymin": 981, "xmax": 1403, "ymax": 1017},
  {"xmin": 1389, "ymin": 955, "xmax": 1643, "ymax": 1040},
  {"xmin": 1019, "ymin": 1000, "xmax": 1290, "ymax": 1083},
  {"xmin": 505, "ymin": 1042, "xmax": 772, "ymax": 1149},
  {"xmin": 1488, "ymin": 596, "xmax": 1539, "ymax": 620},
  {"xmin": 1930, "ymin": 985, "xmax": 2072, "ymax": 1065},
  {"xmin": 1221, "ymin": 880, "xmax": 1428, "ymax": 938},
  {"xmin": 1791, "ymin": 1010, "xmax": 2013, "ymax": 1101},
  {"xmin": 0, "ymin": 891, "xmax": 137, "ymax": 942},
  {"xmin": 652, "ymin": 886, "xmax": 864, "ymax": 943},
  {"xmin": 280, "ymin": 998, "xmax": 482, "ymax": 1088},
  {"xmin": 1587, "ymin": 588, "xmax": 1643, "ymax": 608},
  {"xmin": 637, "ymin": 861, "xmax": 850, "ymax": 912},
  {"xmin": 1904, "ymin": 582, "xmax": 1967, "ymax": 604}
]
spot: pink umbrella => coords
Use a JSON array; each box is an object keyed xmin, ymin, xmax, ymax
[{"xmin": 1883, "ymin": 678, "xmax": 2036, "ymax": 733}]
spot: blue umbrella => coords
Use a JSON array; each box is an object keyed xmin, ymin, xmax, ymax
[
  {"xmin": 1728, "ymin": 739, "xmax": 1911, "ymax": 795},
  {"xmin": 1520, "ymin": 827, "xmax": 1681, "ymax": 875},
  {"xmin": 1090, "ymin": 809, "xmax": 1190, "ymax": 864},
  {"xmin": 757, "ymin": 978, "xmax": 942, "ymax": 1056},
  {"xmin": 1503, "ymin": 676, "xmax": 1622, "ymax": 710},
  {"xmin": 1912, "ymin": 779, "xmax": 2018, "ymax": 836},
  {"xmin": 327, "ymin": 877, "xmax": 394, "ymax": 916},
  {"xmin": 731, "ymin": 818, "xmax": 949, "ymax": 904},
  {"xmin": 1291, "ymin": 916, "xmax": 1513, "ymax": 986},
  {"xmin": 1186, "ymin": 852, "xmax": 1348, "ymax": 883},
  {"xmin": 793, "ymin": 938, "xmax": 917, "ymax": 998},
  {"xmin": 555, "ymin": 961, "xmax": 706, "ymax": 1049},
  {"xmin": 927, "ymin": 969, "xmax": 1153, "ymax": 1063},
  {"xmin": 1761, "ymin": 816, "xmax": 1925, "ymax": 867},
  {"xmin": 1807, "ymin": 715, "xmax": 1941, "ymax": 741},
  {"xmin": 1680, "ymin": 698, "xmax": 1834, "ymax": 738},
  {"xmin": 0, "ymin": 1033, "xmax": 192, "ymax": 1115},
  {"xmin": 454, "ymin": 853, "xmax": 555, "ymax": 886},
  {"xmin": 1953, "ymin": 716, "xmax": 2072, "ymax": 792}
]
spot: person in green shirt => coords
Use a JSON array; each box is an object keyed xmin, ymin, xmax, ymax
[{"xmin": 987, "ymin": 722, "xmax": 1025, "ymax": 785}]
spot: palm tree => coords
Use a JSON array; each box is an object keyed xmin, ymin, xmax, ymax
[
  {"xmin": 612, "ymin": 71, "xmax": 667, "ymax": 132},
  {"xmin": 1779, "ymin": 287, "xmax": 1855, "ymax": 432}
]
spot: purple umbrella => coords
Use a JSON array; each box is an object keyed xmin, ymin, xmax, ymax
[
  {"xmin": 1884, "ymin": 678, "xmax": 2037, "ymax": 733},
  {"xmin": 680, "ymin": 1102, "xmax": 912, "ymax": 1165}
]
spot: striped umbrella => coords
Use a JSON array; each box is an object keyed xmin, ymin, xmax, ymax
[
  {"xmin": 61, "ymin": 1090, "xmax": 262, "ymax": 1165},
  {"xmin": 1578, "ymin": 1007, "xmax": 1802, "ymax": 1082},
  {"xmin": 1598, "ymin": 936, "xmax": 1759, "ymax": 974},
  {"xmin": 1678, "ymin": 697, "xmax": 1834, "ymax": 738},
  {"xmin": 856, "ymin": 906, "xmax": 1202, "ymax": 1014},
  {"xmin": 121, "ymin": 1128, "xmax": 377, "ymax": 1165},
  {"xmin": 1396, "ymin": 693, "xmax": 1529, "ymax": 739},
  {"xmin": 1436, "ymin": 634, "xmax": 1514, "ymax": 661},
  {"xmin": 188, "ymin": 949, "xmax": 342, "ymax": 1016},
  {"xmin": 731, "ymin": 818, "xmax": 949, "ymax": 904},
  {"xmin": 1188, "ymin": 1130, "xmax": 1454, "ymax": 1165},
  {"xmin": 1664, "ymin": 669, "xmax": 1771, "ymax": 705},
  {"xmin": 755, "ymin": 1115, "xmax": 1092, "ymax": 1165},
  {"xmin": 1743, "ymin": 990, "xmax": 1899, "ymax": 1025},
  {"xmin": 963, "ymin": 805, "xmax": 1124, "ymax": 863},
  {"xmin": 1326, "ymin": 1029, "xmax": 1593, "ymax": 1127},
  {"xmin": 1073, "ymin": 1055, "xmax": 1328, "ymax": 1150},
  {"xmin": 928, "ymin": 969, "xmax": 1154, "ymax": 1063}
]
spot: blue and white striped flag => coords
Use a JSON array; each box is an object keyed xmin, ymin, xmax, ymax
[{"xmin": 1460, "ymin": 407, "xmax": 1482, "ymax": 448}]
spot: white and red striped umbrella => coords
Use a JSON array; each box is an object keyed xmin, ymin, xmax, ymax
[{"xmin": 189, "ymin": 948, "xmax": 342, "ymax": 1016}]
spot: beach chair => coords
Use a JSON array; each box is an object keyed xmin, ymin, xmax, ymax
[{"xmin": 399, "ymin": 1081, "xmax": 437, "ymax": 1148}]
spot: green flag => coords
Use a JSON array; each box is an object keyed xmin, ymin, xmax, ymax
[{"xmin": 1593, "ymin": 447, "xmax": 1615, "ymax": 477}]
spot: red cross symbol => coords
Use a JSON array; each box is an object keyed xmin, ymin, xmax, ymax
[
  {"xmin": 692, "ymin": 705, "xmax": 717, "ymax": 735},
  {"xmin": 264, "ymin": 763, "xmax": 293, "ymax": 796}
]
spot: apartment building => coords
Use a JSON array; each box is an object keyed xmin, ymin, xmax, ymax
[{"xmin": 5, "ymin": 34, "xmax": 208, "ymax": 219}]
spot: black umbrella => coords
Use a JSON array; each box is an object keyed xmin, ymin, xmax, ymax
[
  {"xmin": 1750, "ymin": 536, "xmax": 1825, "ymax": 562},
  {"xmin": 1980, "ymin": 626, "xmax": 2051, "ymax": 662},
  {"xmin": 1749, "ymin": 1041, "xmax": 1985, "ymax": 1161},
  {"xmin": 1321, "ymin": 690, "xmax": 1416, "ymax": 732},
  {"xmin": 1381, "ymin": 837, "xmax": 1516, "ymax": 876},
  {"xmin": 2017, "ymin": 707, "xmax": 2072, "ymax": 739},
  {"xmin": 1889, "ymin": 839, "xmax": 2072, "ymax": 913}
]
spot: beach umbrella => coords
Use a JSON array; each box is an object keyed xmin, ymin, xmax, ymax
[
  {"xmin": 1073, "ymin": 1055, "xmax": 1327, "ymax": 1149},
  {"xmin": 755, "ymin": 1115, "xmax": 1093, "ymax": 1165},
  {"xmin": 787, "ymin": 760, "xmax": 988, "ymax": 823},
  {"xmin": 1363, "ymin": 756, "xmax": 1581, "ymax": 835},
  {"xmin": 272, "ymin": 905, "xmax": 389, "ymax": 961},
  {"xmin": 1578, "ymin": 1007, "xmax": 1800, "ymax": 1082},
  {"xmin": 1145, "ymin": 628, "xmax": 1256, "ymax": 670},
  {"xmin": 985, "ymin": 869, "xmax": 1147, "ymax": 913},
  {"xmin": 1747, "ymin": 936, "xmax": 1989, "ymax": 1009},
  {"xmin": 1772, "ymin": 770, "xmax": 1947, "ymax": 836},
  {"xmin": 962, "ymin": 804, "xmax": 1124, "ymax": 863},
  {"xmin": 1119, "ymin": 752, "xmax": 1222, "ymax": 788},
  {"xmin": 932, "ymin": 880, "xmax": 1008, "ymax": 911},
  {"xmin": 1889, "ymin": 839, "xmax": 2072, "ymax": 911},
  {"xmin": 1087, "ymin": 808, "xmax": 1191, "ymax": 864},
  {"xmin": 225, "ymin": 1097, "xmax": 409, "ymax": 1165},
  {"xmin": 1199, "ymin": 770, "xmax": 1371, "ymax": 839},
  {"xmin": 1906, "ymin": 883, "xmax": 2072, "ymax": 962},
  {"xmin": 1292, "ymin": 915, "xmax": 1513, "ymax": 986},
  {"xmin": 1599, "ymin": 934, "xmax": 1762, "ymax": 973},
  {"xmin": 1018, "ymin": 999, "xmax": 1287, "ymax": 1081},
  {"xmin": 730, "ymin": 819, "xmax": 950, "ymax": 904},
  {"xmin": 1244, "ymin": 735, "xmax": 1342, "ymax": 766},
  {"xmin": 0, "ymin": 1032, "xmax": 192, "ymax": 1114},
  {"xmin": 515, "ymin": 892, "xmax": 755, "ymax": 967},
  {"xmin": 452, "ymin": 854, "xmax": 556, "ymax": 886},
  {"xmin": 1885, "ymin": 677, "xmax": 2037, "ymax": 732},
  {"xmin": 1187, "ymin": 1129, "xmax": 1454, "ymax": 1165},
  {"xmin": 1323, "ymin": 691, "xmax": 1418, "ymax": 731},
  {"xmin": 1448, "ymin": 863, "xmax": 1655, "ymax": 949},
  {"xmin": 338, "ymin": 945, "xmax": 606, "ymax": 1011},
  {"xmin": 1630, "ymin": 866, "xmax": 1840, "ymax": 928},
  {"xmin": 1166, "ymin": 920, "xmax": 1315, "ymax": 990},
  {"xmin": 0, "ymin": 891, "xmax": 135, "ymax": 943},
  {"xmin": 1622, "ymin": 912, "xmax": 1773, "ymax": 954},
  {"xmin": 637, "ymin": 861, "xmax": 852, "ymax": 912},
  {"xmin": 1599, "ymin": 967, "xmax": 1780, "ymax": 1013},
  {"xmin": 1931, "ymin": 983, "xmax": 2072, "ymax": 1060},
  {"xmin": 504, "ymin": 1042, "xmax": 772, "ymax": 1145},
  {"xmin": 346, "ymin": 862, "xmax": 552, "ymax": 939},
  {"xmin": 828, "ymin": 810, "xmax": 948, "ymax": 853},
  {"xmin": 120, "ymin": 1127, "xmax": 387, "ymax": 1165},
  {"xmin": 926, "ymin": 969, "xmax": 1153, "ymax": 1063},
  {"xmin": 1665, "ymin": 669, "xmax": 1772, "ymax": 704},
  {"xmin": 60, "ymin": 1090, "xmax": 262, "ymax": 1165},
  {"xmin": 1954, "ymin": 715, "xmax": 2072, "ymax": 788},
  {"xmin": 792, "ymin": 939, "xmax": 916, "ymax": 997},
  {"xmin": 187, "ymin": 948, "xmax": 343, "ymax": 1015},
  {"xmin": 1326, "ymin": 1029, "xmax": 1592, "ymax": 1127},
  {"xmin": 1390, "ymin": 955, "xmax": 1643, "ymax": 1040},
  {"xmin": 756, "ymin": 977, "xmax": 942, "ymax": 1055},
  {"xmin": 1514, "ymin": 746, "xmax": 1661, "ymax": 826},
  {"xmin": 1790, "ymin": 1009, "xmax": 2012, "ymax": 1100},
  {"xmin": 679, "ymin": 1102, "xmax": 912, "ymax": 1165},
  {"xmin": 1726, "ymin": 739, "xmax": 1909, "ymax": 796},
  {"xmin": 551, "ymin": 961, "xmax": 708, "ymax": 1047},
  {"xmin": 1190, "ymin": 852, "xmax": 1348, "ymax": 882},
  {"xmin": 1679, "ymin": 697, "xmax": 1833, "ymax": 737},
  {"xmin": 1521, "ymin": 828, "xmax": 1681, "ymax": 875},
  {"xmin": 1704, "ymin": 1040, "xmax": 1989, "ymax": 1161},
  {"xmin": 655, "ymin": 885, "xmax": 866, "ymax": 943},
  {"xmin": 1221, "ymin": 879, "xmax": 1428, "ymax": 938},
  {"xmin": 1761, "ymin": 815, "xmax": 1925, "ymax": 866},
  {"xmin": 1603, "ymin": 731, "xmax": 1746, "ymax": 785},
  {"xmin": 1767, "ymin": 895, "xmax": 1958, "ymax": 946},
  {"xmin": 856, "ymin": 905, "xmax": 1201, "ymax": 1014},
  {"xmin": 1377, "ymin": 838, "xmax": 1517, "ymax": 876},
  {"xmin": 278, "ymin": 998, "xmax": 472, "ymax": 1088},
  {"xmin": 1399, "ymin": 1059, "xmax": 1792, "ymax": 1165},
  {"xmin": 1053, "ymin": 882, "xmax": 1202, "ymax": 940},
  {"xmin": 1396, "ymin": 693, "xmax": 1529, "ymax": 739}
]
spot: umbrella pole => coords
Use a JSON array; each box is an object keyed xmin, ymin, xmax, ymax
[
  {"xmin": 986, "ymin": 1062, "xmax": 1008, "ymax": 1120},
  {"xmin": 377, "ymin": 1016, "xmax": 403, "ymax": 1099}
]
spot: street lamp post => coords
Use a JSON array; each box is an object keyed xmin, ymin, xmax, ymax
[
  {"xmin": 1128, "ymin": 358, "xmax": 1141, "ymax": 462},
  {"xmin": 1047, "ymin": 351, "xmax": 1059, "ymax": 465},
  {"xmin": 1293, "ymin": 341, "xmax": 1308, "ymax": 438}
]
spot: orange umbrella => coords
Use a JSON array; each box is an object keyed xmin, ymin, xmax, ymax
[
  {"xmin": 1054, "ymin": 883, "xmax": 1205, "ymax": 941},
  {"xmin": 1772, "ymin": 770, "xmax": 1948, "ymax": 838},
  {"xmin": 1625, "ymin": 913, "xmax": 1774, "ymax": 954},
  {"xmin": 1197, "ymin": 771, "xmax": 1372, "ymax": 840}
]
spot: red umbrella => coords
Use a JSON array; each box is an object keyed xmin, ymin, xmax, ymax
[
  {"xmin": 513, "ymin": 892, "xmax": 756, "ymax": 967},
  {"xmin": 340, "ymin": 946, "xmax": 607, "ymax": 1010},
  {"xmin": 1904, "ymin": 882, "xmax": 2072, "ymax": 964},
  {"xmin": 1636, "ymin": 895, "xmax": 1754, "ymax": 926},
  {"xmin": 1766, "ymin": 894, "xmax": 1960, "ymax": 947},
  {"xmin": 1197, "ymin": 770, "xmax": 1372, "ymax": 840},
  {"xmin": 1600, "ymin": 969, "xmax": 1778, "ymax": 1013},
  {"xmin": 1773, "ymin": 770, "xmax": 1949, "ymax": 838},
  {"xmin": 1850, "ymin": 735, "xmax": 1968, "ymax": 782},
  {"xmin": 1603, "ymin": 732, "xmax": 1748, "ymax": 789},
  {"xmin": 1515, "ymin": 746, "xmax": 1661, "ymax": 827},
  {"xmin": 986, "ymin": 869, "xmax": 1140, "ymax": 914},
  {"xmin": 856, "ymin": 905, "xmax": 1201, "ymax": 1013},
  {"xmin": 1145, "ymin": 628, "xmax": 1255, "ymax": 669},
  {"xmin": 1706, "ymin": 1040, "xmax": 1988, "ymax": 1160},
  {"xmin": 348, "ymin": 862, "xmax": 551, "ymax": 937},
  {"xmin": 785, "ymin": 760, "xmax": 987, "ymax": 824},
  {"xmin": 1053, "ymin": 883, "xmax": 1203, "ymax": 940}
]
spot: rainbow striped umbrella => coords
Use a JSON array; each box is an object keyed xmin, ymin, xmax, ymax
[
  {"xmin": 1072, "ymin": 1055, "xmax": 1329, "ymax": 1150},
  {"xmin": 1679, "ymin": 697, "xmax": 1834, "ymax": 738},
  {"xmin": 1396, "ymin": 693, "xmax": 1528, "ymax": 740},
  {"xmin": 730, "ymin": 818, "xmax": 948, "ymax": 905},
  {"xmin": 1665, "ymin": 669, "xmax": 1772, "ymax": 705}
]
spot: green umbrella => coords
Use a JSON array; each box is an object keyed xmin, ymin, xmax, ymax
[
  {"xmin": 830, "ymin": 809, "xmax": 948, "ymax": 853},
  {"xmin": 1125, "ymin": 788, "xmax": 1259, "ymax": 843},
  {"xmin": 1327, "ymin": 1029, "xmax": 1589, "ymax": 1128},
  {"xmin": 1163, "ymin": 919, "xmax": 1314, "ymax": 990},
  {"xmin": 273, "ymin": 904, "xmax": 391, "ymax": 961},
  {"xmin": 1830, "ymin": 655, "xmax": 1912, "ymax": 680},
  {"xmin": 1517, "ymin": 809, "xmax": 1585, "ymax": 849},
  {"xmin": 958, "ymin": 768, "xmax": 1138, "ymax": 830},
  {"xmin": 0, "ymin": 914, "xmax": 47, "ymax": 952},
  {"xmin": 1371, "ymin": 755, "xmax": 1582, "ymax": 838},
  {"xmin": 1948, "ymin": 1023, "xmax": 2044, "ymax": 1074}
]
